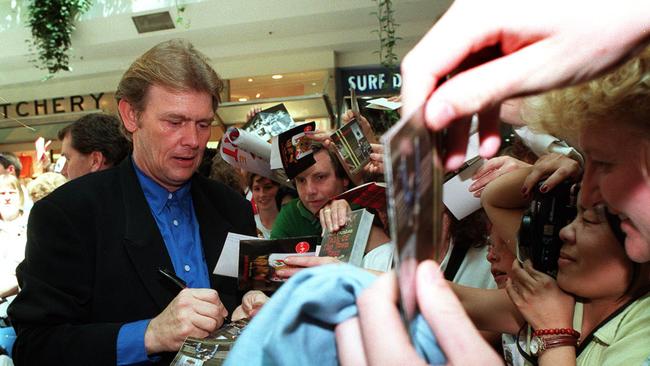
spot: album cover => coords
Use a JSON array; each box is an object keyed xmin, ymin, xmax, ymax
[
  {"xmin": 319, "ymin": 209, "xmax": 374, "ymax": 267},
  {"xmin": 330, "ymin": 118, "xmax": 373, "ymax": 184},
  {"xmin": 243, "ymin": 103, "xmax": 295, "ymax": 142},
  {"xmin": 238, "ymin": 235, "xmax": 319, "ymax": 292},
  {"xmin": 277, "ymin": 122, "xmax": 316, "ymax": 179},
  {"xmin": 381, "ymin": 106, "xmax": 444, "ymax": 324},
  {"xmin": 170, "ymin": 319, "xmax": 250, "ymax": 366}
]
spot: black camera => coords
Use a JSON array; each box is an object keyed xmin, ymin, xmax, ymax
[{"xmin": 517, "ymin": 180, "xmax": 577, "ymax": 277}]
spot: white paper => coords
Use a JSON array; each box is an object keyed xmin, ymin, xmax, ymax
[
  {"xmin": 443, "ymin": 158, "xmax": 484, "ymax": 220},
  {"xmin": 226, "ymin": 127, "xmax": 272, "ymax": 161},
  {"xmin": 270, "ymin": 136, "xmax": 283, "ymax": 170},
  {"xmin": 213, "ymin": 232, "xmax": 258, "ymax": 278},
  {"xmin": 220, "ymin": 132, "xmax": 290, "ymax": 186},
  {"xmin": 365, "ymin": 97, "xmax": 402, "ymax": 111}
]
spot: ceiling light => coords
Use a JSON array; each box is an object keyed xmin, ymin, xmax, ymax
[
  {"xmin": 311, "ymin": 82, "xmax": 317, "ymax": 86},
  {"xmin": 238, "ymin": 97, "xmax": 248, "ymax": 102},
  {"xmin": 248, "ymin": 78, "xmax": 253, "ymax": 82},
  {"xmin": 272, "ymin": 74, "xmax": 283, "ymax": 80},
  {"xmin": 255, "ymin": 93, "xmax": 261, "ymax": 98}
]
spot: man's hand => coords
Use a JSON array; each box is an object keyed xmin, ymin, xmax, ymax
[
  {"xmin": 144, "ymin": 288, "xmax": 228, "ymax": 354},
  {"xmin": 401, "ymin": 0, "xmax": 650, "ymax": 170},
  {"xmin": 363, "ymin": 143, "xmax": 385, "ymax": 176},
  {"xmin": 319, "ymin": 199, "xmax": 352, "ymax": 234},
  {"xmin": 231, "ymin": 290, "xmax": 269, "ymax": 321}
]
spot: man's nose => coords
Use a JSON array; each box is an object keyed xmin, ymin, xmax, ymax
[
  {"xmin": 181, "ymin": 123, "xmax": 200, "ymax": 148},
  {"xmin": 305, "ymin": 180, "xmax": 318, "ymax": 195}
]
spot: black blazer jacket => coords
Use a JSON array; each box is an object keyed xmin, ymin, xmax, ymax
[{"xmin": 8, "ymin": 158, "xmax": 255, "ymax": 365}]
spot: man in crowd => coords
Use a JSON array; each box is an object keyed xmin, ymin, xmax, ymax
[
  {"xmin": 270, "ymin": 144, "xmax": 350, "ymax": 239},
  {"xmin": 8, "ymin": 39, "xmax": 255, "ymax": 365},
  {"xmin": 0, "ymin": 152, "xmax": 21, "ymax": 178},
  {"xmin": 57, "ymin": 113, "xmax": 131, "ymax": 180}
]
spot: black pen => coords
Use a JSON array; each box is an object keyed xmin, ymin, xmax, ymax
[{"xmin": 158, "ymin": 267, "xmax": 187, "ymax": 290}]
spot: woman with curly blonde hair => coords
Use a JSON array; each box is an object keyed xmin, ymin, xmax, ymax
[
  {"xmin": 523, "ymin": 47, "xmax": 650, "ymax": 264},
  {"xmin": 26, "ymin": 172, "xmax": 67, "ymax": 203}
]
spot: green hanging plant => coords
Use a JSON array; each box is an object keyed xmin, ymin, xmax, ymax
[
  {"xmin": 371, "ymin": 0, "xmax": 401, "ymax": 68},
  {"xmin": 26, "ymin": 0, "xmax": 92, "ymax": 78},
  {"xmin": 175, "ymin": 0, "xmax": 191, "ymax": 29}
]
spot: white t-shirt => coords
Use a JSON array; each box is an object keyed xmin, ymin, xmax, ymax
[
  {"xmin": 254, "ymin": 214, "xmax": 272, "ymax": 239},
  {"xmin": 440, "ymin": 243, "xmax": 497, "ymax": 289},
  {"xmin": 361, "ymin": 242, "xmax": 394, "ymax": 272}
]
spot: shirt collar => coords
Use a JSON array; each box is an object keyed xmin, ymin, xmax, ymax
[
  {"xmin": 132, "ymin": 158, "xmax": 192, "ymax": 215},
  {"xmin": 296, "ymin": 199, "xmax": 319, "ymax": 223}
]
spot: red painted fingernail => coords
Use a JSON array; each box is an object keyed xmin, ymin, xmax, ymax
[
  {"xmin": 521, "ymin": 186, "xmax": 528, "ymax": 195},
  {"xmin": 540, "ymin": 185, "xmax": 548, "ymax": 193}
]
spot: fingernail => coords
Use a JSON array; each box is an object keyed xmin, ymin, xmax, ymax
[
  {"xmin": 469, "ymin": 183, "xmax": 477, "ymax": 191},
  {"xmin": 446, "ymin": 155, "xmax": 465, "ymax": 171},
  {"xmin": 540, "ymin": 185, "xmax": 548, "ymax": 193},
  {"xmin": 425, "ymin": 100, "xmax": 454, "ymax": 130},
  {"xmin": 479, "ymin": 136, "xmax": 501, "ymax": 158},
  {"xmin": 521, "ymin": 186, "xmax": 527, "ymax": 195}
]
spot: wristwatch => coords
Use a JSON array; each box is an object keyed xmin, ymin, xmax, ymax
[{"xmin": 530, "ymin": 334, "xmax": 578, "ymax": 356}]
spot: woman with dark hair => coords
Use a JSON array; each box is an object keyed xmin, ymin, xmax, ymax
[
  {"xmin": 247, "ymin": 173, "xmax": 283, "ymax": 239},
  {"xmin": 461, "ymin": 161, "xmax": 650, "ymax": 366}
]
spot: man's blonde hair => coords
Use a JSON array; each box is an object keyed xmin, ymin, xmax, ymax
[{"xmin": 115, "ymin": 39, "xmax": 223, "ymax": 140}]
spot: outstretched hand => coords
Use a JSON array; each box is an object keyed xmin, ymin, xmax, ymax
[
  {"xmin": 470, "ymin": 156, "xmax": 531, "ymax": 197},
  {"xmin": 401, "ymin": 0, "xmax": 650, "ymax": 170},
  {"xmin": 354, "ymin": 261, "xmax": 503, "ymax": 365}
]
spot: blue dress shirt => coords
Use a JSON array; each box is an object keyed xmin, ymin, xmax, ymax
[{"xmin": 116, "ymin": 160, "xmax": 210, "ymax": 365}]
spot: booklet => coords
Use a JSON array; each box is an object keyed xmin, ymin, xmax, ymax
[
  {"xmin": 381, "ymin": 106, "xmax": 445, "ymax": 325},
  {"xmin": 243, "ymin": 103, "xmax": 295, "ymax": 142},
  {"xmin": 170, "ymin": 318, "xmax": 250, "ymax": 366},
  {"xmin": 277, "ymin": 122, "xmax": 317, "ymax": 180},
  {"xmin": 238, "ymin": 235, "xmax": 319, "ymax": 292},
  {"xmin": 319, "ymin": 209, "xmax": 374, "ymax": 267},
  {"xmin": 334, "ymin": 181, "xmax": 387, "ymax": 212}
]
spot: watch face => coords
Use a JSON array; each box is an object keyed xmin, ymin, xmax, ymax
[{"xmin": 530, "ymin": 337, "xmax": 541, "ymax": 356}]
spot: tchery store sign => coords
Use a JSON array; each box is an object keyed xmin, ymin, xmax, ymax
[{"xmin": 1, "ymin": 92, "xmax": 112, "ymax": 119}]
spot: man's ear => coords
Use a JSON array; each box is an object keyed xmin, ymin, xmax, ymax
[
  {"xmin": 118, "ymin": 99, "xmax": 138, "ymax": 133},
  {"xmin": 89, "ymin": 151, "xmax": 107, "ymax": 173},
  {"xmin": 7, "ymin": 165, "xmax": 16, "ymax": 176}
]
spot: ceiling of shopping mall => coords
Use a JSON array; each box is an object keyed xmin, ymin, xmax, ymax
[{"xmin": 0, "ymin": 0, "xmax": 451, "ymax": 95}]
